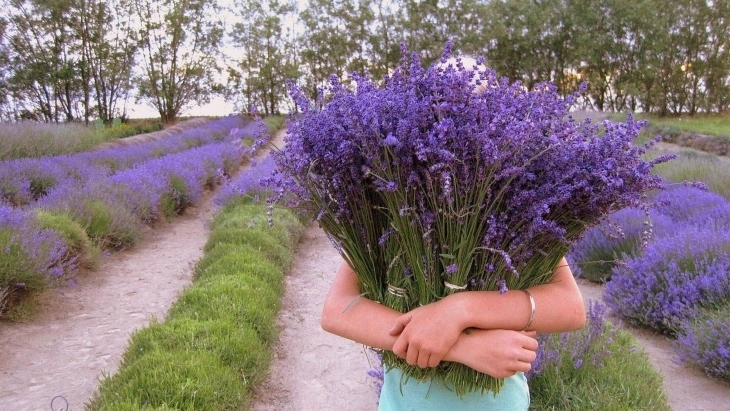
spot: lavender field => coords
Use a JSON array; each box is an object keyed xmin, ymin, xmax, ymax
[
  {"xmin": 0, "ymin": 116, "xmax": 267, "ymax": 318},
  {"xmin": 568, "ymin": 179, "xmax": 730, "ymax": 384}
]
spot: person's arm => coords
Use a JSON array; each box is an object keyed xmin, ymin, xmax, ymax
[
  {"xmin": 321, "ymin": 261, "xmax": 539, "ymax": 378},
  {"xmin": 389, "ymin": 257, "xmax": 586, "ymax": 368}
]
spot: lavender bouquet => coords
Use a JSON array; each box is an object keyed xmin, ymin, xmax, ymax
[{"xmin": 269, "ymin": 44, "xmax": 670, "ymax": 395}]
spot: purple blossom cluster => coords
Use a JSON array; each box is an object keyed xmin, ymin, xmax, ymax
[
  {"xmin": 676, "ymin": 303, "xmax": 730, "ymax": 383},
  {"xmin": 275, "ymin": 49, "xmax": 667, "ymax": 289},
  {"xmin": 214, "ymin": 154, "xmax": 279, "ymax": 206},
  {"xmin": 572, "ymin": 184, "xmax": 730, "ymax": 381},
  {"xmin": 605, "ymin": 223, "xmax": 730, "ymax": 336},
  {"xmin": 652, "ymin": 184, "xmax": 730, "ymax": 228},
  {"xmin": 270, "ymin": 43, "xmax": 668, "ymax": 392}
]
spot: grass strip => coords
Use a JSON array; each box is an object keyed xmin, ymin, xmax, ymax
[{"xmin": 86, "ymin": 199, "xmax": 305, "ymax": 410}]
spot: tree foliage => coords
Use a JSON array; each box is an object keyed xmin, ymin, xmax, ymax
[{"xmin": 0, "ymin": 0, "xmax": 728, "ymax": 121}]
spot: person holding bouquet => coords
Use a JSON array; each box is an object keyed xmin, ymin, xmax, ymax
[
  {"xmin": 270, "ymin": 46, "xmax": 668, "ymax": 411},
  {"xmin": 321, "ymin": 256, "xmax": 585, "ymax": 410}
]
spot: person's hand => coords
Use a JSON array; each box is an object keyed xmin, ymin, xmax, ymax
[
  {"xmin": 389, "ymin": 299, "xmax": 466, "ymax": 368},
  {"xmin": 447, "ymin": 329, "xmax": 538, "ymax": 378}
]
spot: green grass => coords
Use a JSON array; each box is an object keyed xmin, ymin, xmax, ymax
[
  {"xmin": 530, "ymin": 326, "xmax": 670, "ymax": 410},
  {"xmin": 650, "ymin": 149, "xmax": 730, "ymax": 199},
  {"xmin": 87, "ymin": 199, "xmax": 305, "ymax": 411},
  {"xmin": 643, "ymin": 113, "xmax": 730, "ymax": 140},
  {"xmin": 262, "ymin": 115, "xmax": 286, "ymax": 131}
]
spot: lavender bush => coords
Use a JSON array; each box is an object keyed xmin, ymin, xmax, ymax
[
  {"xmin": 0, "ymin": 116, "xmax": 257, "ymax": 207},
  {"xmin": 653, "ymin": 185, "xmax": 729, "ymax": 224},
  {"xmin": 0, "ymin": 205, "xmax": 73, "ymax": 315},
  {"xmin": 215, "ymin": 154, "xmax": 278, "ymax": 206},
  {"xmin": 270, "ymin": 44, "xmax": 669, "ymax": 394},
  {"xmin": 604, "ymin": 224, "xmax": 730, "ymax": 336},
  {"xmin": 527, "ymin": 301, "xmax": 615, "ymax": 380},
  {"xmin": 676, "ymin": 303, "xmax": 730, "ymax": 383},
  {"xmin": 0, "ymin": 116, "xmax": 268, "ymax": 314},
  {"xmin": 567, "ymin": 208, "xmax": 673, "ymax": 283}
]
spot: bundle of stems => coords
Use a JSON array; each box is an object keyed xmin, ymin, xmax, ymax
[{"xmin": 269, "ymin": 44, "xmax": 670, "ymax": 396}]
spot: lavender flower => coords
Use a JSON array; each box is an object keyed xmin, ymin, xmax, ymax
[
  {"xmin": 567, "ymin": 207, "xmax": 673, "ymax": 283},
  {"xmin": 215, "ymin": 154, "xmax": 279, "ymax": 206}
]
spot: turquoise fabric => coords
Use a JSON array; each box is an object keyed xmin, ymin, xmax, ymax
[{"xmin": 378, "ymin": 368, "xmax": 529, "ymax": 411}]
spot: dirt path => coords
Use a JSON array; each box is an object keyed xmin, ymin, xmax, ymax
[{"xmin": 250, "ymin": 224, "xmax": 379, "ymax": 411}]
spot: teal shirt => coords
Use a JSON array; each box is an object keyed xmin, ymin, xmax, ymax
[{"xmin": 378, "ymin": 368, "xmax": 530, "ymax": 411}]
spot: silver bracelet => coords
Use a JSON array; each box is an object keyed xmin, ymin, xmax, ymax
[{"xmin": 521, "ymin": 289, "xmax": 536, "ymax": 331}]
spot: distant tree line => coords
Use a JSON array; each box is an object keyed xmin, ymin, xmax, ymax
[{"xmin": 1, "ymin": 0, "xmax": 728, "ymax": 123}]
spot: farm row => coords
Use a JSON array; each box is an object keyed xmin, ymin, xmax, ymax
[{"xmin": 0, "ymin": 116, "xmax": 267, "ymax": 317}]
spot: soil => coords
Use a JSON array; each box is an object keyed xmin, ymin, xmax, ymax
[{"xmin": 1, "ymin": 123, "xmax": 729, "ymax": 411}]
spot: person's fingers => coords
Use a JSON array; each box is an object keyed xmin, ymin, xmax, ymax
[
  {"xmin": 392, "ymin": 337, "xmax": 407, "ymax": 359},
  {"xmin": 514, "ymin": 360, "xmax": 532, "ymax": 373},
  {"xmin": 417, "ymin": 352, "xmax": 431, "ymax": 369},
  {"xmin": 389, "ymin": 314, "xmax": 412, "ymax": 336},
  {"xmin": 521, "ymin": 349, "xmax": 537, "ymax": 363},
  {"xmin": 427, "ymin": 354, "xmax": 441, "ymax": 368},
  {"xmin": 522, "ymin": 335, "xmax": 539, "ymax": 351},
  {"xmin": 406, "ymin": 346, "xmax": 419, "ymax": 366}
]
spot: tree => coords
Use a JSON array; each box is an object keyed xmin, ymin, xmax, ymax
[
  {"xmin": 0, "ymin": 18, "xmax": 11, "ymax": 120},
  {"xmin": 2, "ymin": 0, "xmax": 81, "ymax": 122},
  {"xmin": 126, "ymin": 0, "xmax": 223, "ymax": 123},
  {"xmin": 297, "ymin": 0, "xmax": 383, "ymax": 102},
  {"xmin": 228, "ymin": 0, "xmax": 297, "ymax": 115},
  {"xmin": 367, "ymin": 0, "xmax": 400, "ymax": 81},
  {"xmin": 72, "ymin": 0, "xmax": 136, "ymax": 124}
]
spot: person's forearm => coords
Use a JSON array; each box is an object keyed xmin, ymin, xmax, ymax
[
  {"xmin": 446, "ymin": 259, "xmax": 586, "ymax": 333},
  {"xmin": 321, "ymin": 262, "xmax": 402, "ymax": 350},
  {"xmin": 321, "ymin": 289, "xmax": 401, "ymax": 351}
]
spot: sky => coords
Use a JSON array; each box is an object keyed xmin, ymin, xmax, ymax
[{"xmin": 128, "ymin": 96, "xmax": 237, "ymax": 119}]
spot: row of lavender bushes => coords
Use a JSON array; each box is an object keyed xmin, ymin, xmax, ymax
[
  {"xmin": 0, "ymin": 116, "xmax": 266, "ymax": 318},
  {"xmin": 568, "ymin": 183, "xmax": 730, "ymax": 384}
]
